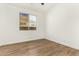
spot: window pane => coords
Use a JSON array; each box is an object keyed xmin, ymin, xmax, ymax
[{"xmin": 29, "ymin": 15, "xmax": 36, "ymax": 27}]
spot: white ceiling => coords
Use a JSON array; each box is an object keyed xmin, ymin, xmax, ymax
[{"xmin": 11, "ymin": 3, "xmax": 56, "ymax": 13}]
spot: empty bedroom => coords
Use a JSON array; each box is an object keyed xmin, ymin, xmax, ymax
[{"xmin": 0, "ymin": 3, "xmax": 79, "ymax": 56}]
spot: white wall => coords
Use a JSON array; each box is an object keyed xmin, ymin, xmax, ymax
[
  {"xmin": 1, "ymin": 3, "xmax": 79, "ymax": 50},
  {"xmin": 0, "ymin": 4, "xmax": 46, "ymax": 46},
  {"xmin": 46, "ymin": 4, "xmax": 79, "ymax": 49}
]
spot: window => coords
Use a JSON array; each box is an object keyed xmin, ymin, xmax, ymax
[{"xmin": 19, "ymin": 12, "xmax": 36, "ymax": 30}]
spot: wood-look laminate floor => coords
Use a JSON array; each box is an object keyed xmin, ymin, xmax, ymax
[{"xmin": 0, "ymin": 39, "xmax": 79, "ymax": 56}]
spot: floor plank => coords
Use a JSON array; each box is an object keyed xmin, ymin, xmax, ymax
[{"xmin": 0, "ymin": 39, "xmax": 79, "ymax": 56}]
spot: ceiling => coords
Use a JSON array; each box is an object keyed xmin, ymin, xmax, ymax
[{"xmin": 11, "ymin": 3, "xmax": 56, "ymax": 13}]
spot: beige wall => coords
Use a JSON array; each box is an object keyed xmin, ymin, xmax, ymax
[
  {"xmin": 0, "ymin": 4, "xmax": 46, "ymax": 45},
  {"xmin": 46, "ymin": 4, "xmax": 79, "ymax": 49}
]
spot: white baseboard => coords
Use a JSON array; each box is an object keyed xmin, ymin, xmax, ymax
[
  {"xmin": 0, "ymin": 37, "xmax": 44, "ymax": 46},
  {"xmin": 46, "ymin": 37, "xmax": 79, "ymax": 50}
]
